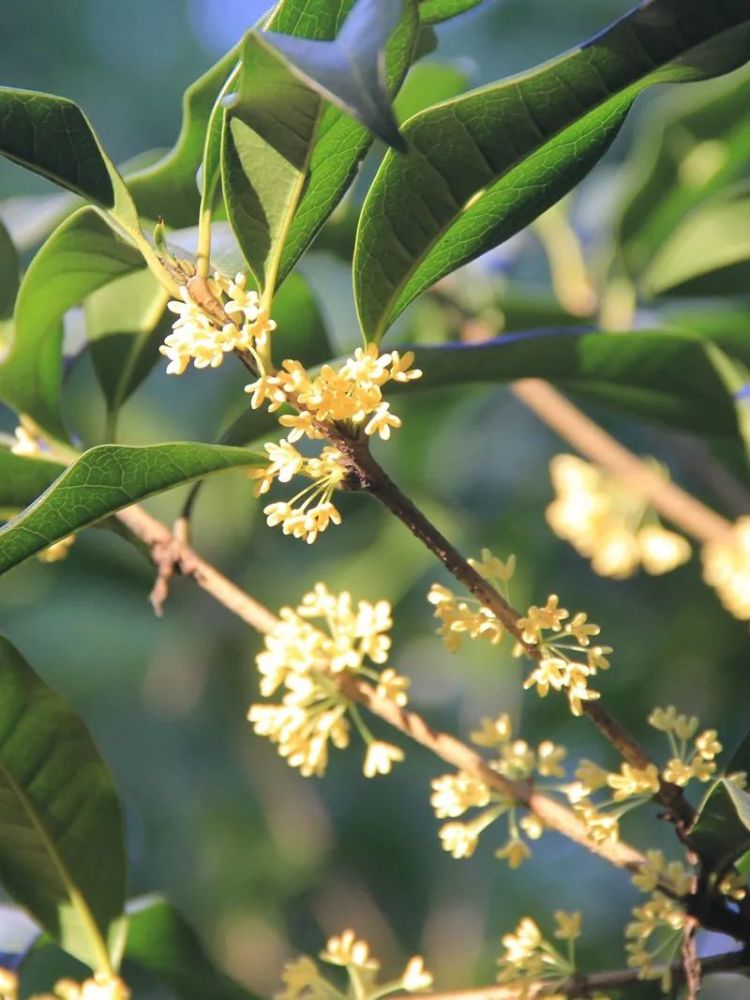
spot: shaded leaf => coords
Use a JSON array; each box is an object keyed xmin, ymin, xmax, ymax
[
  {"xmin": 0, "ymin": 635, "xmax": 126, "ymax": 969},
  {"xmin": 0, "ymin": 218, "xmax": 18, "ymax": 320},
  {"xmin": 691, "ymin": 779, "xmax": 750, "ymax": 876},
  {"xmin": 418, "ymin": 0, "xmax": 483, "ymax": 23},
  {"xmin": 125, "ymin": 897, "xmax": 257, "ymax": 1000},
  {"xmin": 259, "ymin": 0, "xmax": 407, "ymax": 150},
  {"xmin": 0, "ymin": 450, "xmax": 65, "ymax": 515},
  {"xmin": 354, "ymin": 0, "xmax": 750, "ymax": 339},
  {"xmin": 0, "ymin": 208, "xmax": 144, "ymax": 441},
  {"xmin": 0, "ymin": 442, "xmax": 263, "ymax": 576}
]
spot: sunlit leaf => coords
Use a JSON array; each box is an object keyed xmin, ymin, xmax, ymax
[
  {"xmin": 354, "ymin": 0, "xmax": 750, "ymax": 339},
  {"xmin": 418, "ymin": 0, "xmax": 484, "ymax": 24},
  {"xmin": 0, "ymin": 635, "xmax": 126, "ymax": 969}
]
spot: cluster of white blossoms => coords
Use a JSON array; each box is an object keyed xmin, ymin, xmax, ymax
[
  {"xmin": 160, "ymin": 272, "xmax": 276, "ymax": 375},
  {"xmin": 276, "ymin": 929, "xmax": 432, "ymax": 1000},
  {"xmin": 547, "ymin": 454, "xmax": 691, "ymax": 579},
  {"xmin": 249, "ymin": 585, "xmax": 408, "ymax": 778},
  {"xmin": 702, "ymin": 516, "xmax": 750, "ymax": 620},
  {"xmin": 431, "ymin": 712, "xmax": 565, "ymax": 867}
]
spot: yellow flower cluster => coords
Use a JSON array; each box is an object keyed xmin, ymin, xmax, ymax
[
  {"xmin": 631, "ymin": 849, "xmax": 693, "ymax": 896},
  {"xmin": 702, "ymin": 517, "xmax": 750, "ymax": 619},
  {"xmin": 625, "ymin": 892, "xmax": 686, "ymax": 991},
  {"xmin": 564, "ymin": 758, "xmax": 659, "ymax": 845},
  {"xmin": 248, "ymin": 346, "xmax": 421, "ymax": 543},
  {"xmin": 22, "ymin": 975, "xmax": 130, "ymax": 1000},
  {"xmin": 249, "ymin": 585, "xmax": 407, "ymax": 779},
  {"xmin": 160, "ymin": 272, "xmax": 275, "ymax": 375},
  {"xmin": 10, "ymin": 418, "xmax": 42, "ymax": 457},
  {"xmin": 431, "ymin": 713, "xmax": 565, "ymax": 866},
  {"xmin": 37, "ymin": 534, "xmax": 76, "ymax": 563},
  {"xmin": 276, "ymin": 929, "xmax": 432, "ymax": 1000},
  {"xmin": 547, "ymin": 454, "xmax": 691, "ymax": 579},
  {"xmin": 496, "ymin": 913, "xmax": 587, "ymax": 999},
  {"xmin": 428, "ymin": 551, "xmax": 515, "ymax": 652},
  {"xmin": 648, "ymin": 706, "xmax": 722, "ymax": 786}
]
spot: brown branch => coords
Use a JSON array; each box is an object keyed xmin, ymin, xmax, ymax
[
  {"xmin": 392, "ymin": 949, "xmax": 748, "ymax": 1000},
  {"xmin": 511, "ymin": 379, "xmax": 732, "ymax": 545}
]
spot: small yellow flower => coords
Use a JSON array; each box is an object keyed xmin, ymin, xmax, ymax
[
  {"xmin": 321, "ymin": 930, "xmax": 380, "ymax": 970},
  {"xmin": 638, "ymin": 526, "xmax": 691, "ymax": 575},
  {"xmin": 431, "ymin": 772, "xmax": 491, "ymax": 818},
  {"xmin": 375, "ymin": 667, "xmax": 410, "ymax": 707},
  {"xmin": 274, "ymin": 956, "xmax": 321, "ymax": 1000},
  {"xmin": 496, "ymin": 837, "xmax": 531, "ymax": 868},
  {"xmin": 468, "ymin": 549, "xmax": 516, "ymax": 583},
  {"xmin": 38, "ymin": 534, "xmax": 76, "ymax": 563},
  {"xmin": 439, "ymin": 821, "xmax": 479, "ymax": 859},
  {"xmin": 363, "ymin": 740, "xmax": 404, "ymax": 778},
  {"xmin": 662, "ymin": 758, "xmax": 694, "ymax": 787},
  {"xmin": 553, "ymin": 911, "xmax": 582, "ymax": 941},
  {"xmin": 695, "ymin": 729, "xmax": 722, "ymax": 760},
  {"xmin": 536, "ymin": 740, "xmax": 567, "ymax": 778},
  {"xmin": 574, "ymin": 759, "xmax": 610, "ymax": 793},
  {"xmin": 470, "ymin": 713, "xmax": 513, "ymax": 747},
  {"xmin": 517, "ymin": 594, "xmax": 568, "ymax": 643},
  {"xmin": 519, "ymin": 814, "xmax": 544, "ymax": 840},
  {"xmin": 607, "ymin": 763, "xmax": 660, "ymax": 801},
  {"xmin": 401, "ymin": 957, "xmax": 433, "ymax": 992}
]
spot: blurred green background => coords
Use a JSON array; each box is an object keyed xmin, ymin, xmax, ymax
[{"xmin": 2, "ymin": 1, "xmax": 750, "ymax": 997}]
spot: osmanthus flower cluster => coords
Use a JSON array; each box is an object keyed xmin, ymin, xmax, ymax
[
  {"xmin": 431, "ymin": 712, "xmax": 566, "ymax": 865},
  {"xmin": 428, "ymin": 550, "xmax": 612, "ymax": 716},
  {"xmin": 546, "ymin": 454, "xmax": 691, "ymax": 579},
  {"xmin": 160, "ymin": 270, "xmax": 422, "ymax": 543},
  {"xmin": 702, "ymin": 516, "xmax": 750, "ymax": 620},
  {"xmin": 275, "ymin": 928, "xmax": 432, "ymax": 1000},
  {"xmin": 248, "ymin": 584, "xmax": 408, "ymax": 778},
  {"xmin": 0, "ymin": 969, "xmax": 131, "ymax": 1000},
  {"xmin": 496, "ymin": 912, "xmax": 606, "ymax": 1000}
]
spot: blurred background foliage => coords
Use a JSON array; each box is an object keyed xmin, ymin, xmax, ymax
[{"xmin": 2, "ymin": 1, "xmax": 750, "ymax": 997}]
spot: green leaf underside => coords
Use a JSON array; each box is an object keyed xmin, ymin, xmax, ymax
[
  {"xmin": 0, "ymin": 443, "xmax": 264, "ymax": 576},
  {"xmin": 0, "ymin": 451, "xmax": 66, "ymax": 512},
  {"xmin": 645, "ymin": 192, "xmax": 750, "ymax": 296},
  {"xmin": 126, "ymin": 897, "xmax": 257, "ymax": 1000},
  {"xmin": 219, "ymin": 326, "xmax": 741, "ymax": 446},
  {"xmin": 354, "ymin": 0, "xmax": 750, "ymax": 339},
  {"xmin": 260, "ymin": 0, "xmax": 407, "ymax": 150},
  {"xmin": 0, "ymin": 635, "xmax": 126, "ymax": 969},
  {"xmin": 0, "ymin": 208, "xmax": 144, "ymax": 441},
  {"xmin": 0, "ymin": 218, "xmax": 19, "ymax": 321},
  {"xmin": 84, "ymin": 269, "xmax": 170, "ymax": 418},
  {"xmin": 616, "ymin": 68, "xmax": 750, "ymax": 279},
  {"xmin": 418, "ymin": 0, "xmax": 483, "ymax": 24},
  {"xmin": 224, "ymin": 0, "xmax": 417, "ymax": 293},
  {"xmin": 127, "ymin": 47, "xmax": 240, "ymax": 227},
  {"xmin": 691, "ymin": 779, "xmax": 750, "ymax": 875}
]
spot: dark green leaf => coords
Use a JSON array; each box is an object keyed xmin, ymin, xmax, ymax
[
  {"xmin": 223, "ymin": 0, "xmax": 418, "ymax": 294},
  {"xmin": 0, "ymin": 442, "xmax": 263, "ymax": 576},
  {"xmin": 418, "ymin": 0, "xmax": 483, "ymax": 24},
  {"xmin": 0, "ymin": 88, "xmax": 139, "ymax": 230},
  {"xmin": 691, "ymin": 779, "xmax": 750, "ymax": 876},
  {"xmin": 0, "ymin": 450, "xmax": 65, "ymax": 515},
  {"xmin": 615, "ymin": 68, "xmax": 750, "ymax": 279},
  {"xmin": 0, "ymin": 218, "xmax": 18, "ymax": 320},
  {"xmin": 125, "ymin": 897, "xmax": 257, "ymax": 1000},
  {"xmin": 0, "ymin": 635, "xmax": 126, "ymax": 969},
  {"xmin": 354, "ymin": 0, "xmax": 750, "ymax": 339},
  {"xmin": 260, "ymin": 0, "xmax": 407, "ymax": 150},
  {"xmin": 0, "ymin": 208, "xmax": 144, "ymax": 441},
  {"xmin": 644, "ymin": 190, "xmax": 750, "ymax": 296},
  {"xmin": 84, "ymin": 270, "xmax": 170, "ymax": 423},
  {"xmin": 127, "ymin": 48, "xmax": 240, "ymax": 227}
]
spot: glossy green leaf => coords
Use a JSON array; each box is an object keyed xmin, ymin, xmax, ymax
[
  {"xmin": 645, "ymin": 190, "xmax": 750, "ymax": 296},
  {"xmin": 418, "ymin": 0, "xmax": 483, "ymax": 24},
  {"xmin": 0, "ymin": 218, "xmax": 18, "ymax": 320},
  {"xmin": 0, "ymin": 442, "xmax": 264, "ymax": 576},
  {"xmin": 616, "ymin": 68, "xmax": 750, "ymax": 279},
  {"xmin": 0, "ymin": 450, "xmax": 65, "ymax": 515},
  {"xmin": 84, "ymin": 270, "xmax": 170, "ymax": 424},
  {"xmin": 223, "ymin": 0, "xmax": 418, "ymax": 294},
  {"xmin": 691, "ymin": 779, "xmax": 750, "ymax": 876},
  {"xmin": 0, "ymin": 635, "xmax": 126, "ymax": 969},
  {"xmin": 125, "ymin": 897, "xmax": 257, "ymax": 1000},
  {"xmin": 354, "ymin": 0, "xmax": 750, "ymax": 340},
  {"xmin": 0, "ymin": 87, "xmax": 139, "ymax": 230},
  {"xmin": 0, "ymin": 208, "xmax": 144, "ymax": 441},
  {"xmin": 260, "ymin": 0, "xmax": 407, "ymax": 150}
]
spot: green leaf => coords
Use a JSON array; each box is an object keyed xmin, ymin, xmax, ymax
[
  {"xmin": 0, "ymin": 208, "xmax": 144, "ymax": 441},
  {"xmin": 418, "ymin": 0, "xmax": 483, "ymax": 24},
  {"xmin": 0, "ymin": 450, "xmax": 65, "ymax": 515},
  {"xmin": 223, "ymin": 0, "xmax": 418, "ymax": 295},
  {"xmin": 0, "ymin": 442, "xmax": 263, "ymax": 576},
  {"xmin": 0, "ymin": 217, "xmax": 19, "ymax": 320},
  {"xmin": 691, "ymin": 779, "xmax": 750, "ymax": 876},
  {"xmin": 0, "ymin": 635, "xmax": 126, "ymax": 970},
  {"xmin": 125, "ymin": 897, "xmax": 257, "ymax": 1000},
  {"xmin": 644, "ymin": 190, "xmax": 750, "ymax": 296},
  {"xmin": 0, "ymin": 87, "xmax": 139, "ymax": 230},
  {"xmin": 615, "ymin": 68, "xmax": 750, "ymax": 280},
  {"xmin": 354, "ymin": 0, "xmax": 750, "ymax": 340},
  {"xmin": 259, "ymin": 0, "xmax": 408, "ymax": 150},
  {"xmin": 127, "ymin": 48, "xmax": 240, "ymax": 227},
  {"xmin": 394, "ymin": 61, "xmax": 469, "ymax": 123},
  {"xmin": 84, "ymin": 270, "xmax": 170, "ymax": 423}
]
